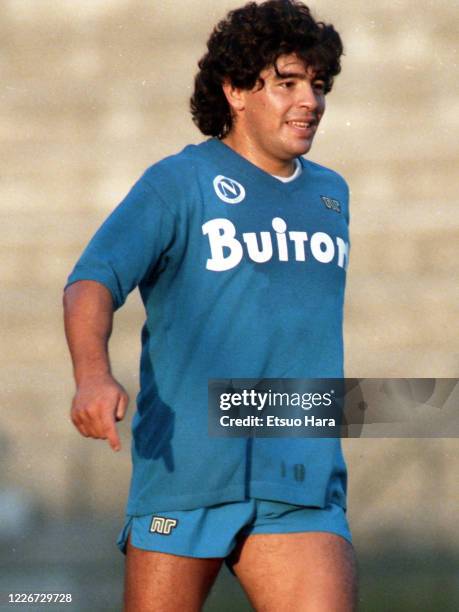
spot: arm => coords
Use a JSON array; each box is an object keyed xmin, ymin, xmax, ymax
[{"xmin": 63, "ymin": 280, "xmax": 129, "ymax": 451}]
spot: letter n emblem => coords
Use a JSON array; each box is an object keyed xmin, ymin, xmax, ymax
[{"xmin": 150, "ymin": 516, "xmax": 178, "ymax": 535}]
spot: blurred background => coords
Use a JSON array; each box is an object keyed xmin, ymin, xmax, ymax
[{"xmin": 0, "ymin": 0, "xmax": 458, "ymax": 610}]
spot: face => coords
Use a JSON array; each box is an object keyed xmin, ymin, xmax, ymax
[{"xmin": 225, "ymin": 53, "xmax": 327, "ymax": 170}]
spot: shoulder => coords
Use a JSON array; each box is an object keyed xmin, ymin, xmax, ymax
[
  {"xmin": 142, "ymin": 142, "xmax": 209, "ymax": 187},
  {"xmin": 122, "ymin": 144, "xmax": 206, "ymax": 218},
  {"xmin": 134, "ymin": 142, "xmax": 212, "ymax": 211},
  {"xmin": 301, "ymin": 158, "xmax": 349, "ymax": 194},
  {"xmin": 301, "ymin": 159, "xmax": 350, "ymax": 223}
]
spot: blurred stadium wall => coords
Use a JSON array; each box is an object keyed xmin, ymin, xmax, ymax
[{"xmin": 0, "ymin": 0, "xmax": 458, "ymax": 605}]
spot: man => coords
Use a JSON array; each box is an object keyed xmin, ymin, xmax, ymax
[{"xmin": 64, "ymin": 1, "xmax": 357, "ymax": 610}]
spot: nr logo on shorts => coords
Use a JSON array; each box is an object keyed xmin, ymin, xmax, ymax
[{"xmin": 150, "ymin": 516, "xmax": 178, "ymax": 535}]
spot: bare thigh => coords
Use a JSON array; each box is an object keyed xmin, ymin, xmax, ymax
[
  {"xmin": 123, "ymin": 535, "xmax": 224, "ymax": 612},
  {"xmin": 230, "ymin": 532, "xmax": 358, "ymax": 612}
]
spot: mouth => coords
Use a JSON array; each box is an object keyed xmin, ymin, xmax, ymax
[{"xmin": 286, "ymin": 120, "xmax": 317, "ymax": 137}]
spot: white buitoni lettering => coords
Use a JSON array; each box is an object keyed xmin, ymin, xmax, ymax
[
  {"xmin": 310, "ymin": 232, "xmax": 335, "ymax": 263},
  {"xmin": 202, "ymin": 218, "xmax": 243, "ymax": 271},
  {"xmin": 272, "ymin": 217, "xmax": 289, "ymax": 261},
  {"xmin": 202, "ymin": 217, "xmax": 348, "ymax": 271},
  {"xmin": 242, "ymin": 232, "xmax": 273, "ymax": 263},
  {"xmin": 336, "ymin": 237, "xmax": 349, "ymax": 269},
  {"xmin": 288, "ymin": 231, "xmax": 308, "ymax": 261}
]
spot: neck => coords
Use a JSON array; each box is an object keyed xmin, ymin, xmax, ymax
[{"xmin": 221, "ymin": 132, "xmax": 296, "ymax": 177}]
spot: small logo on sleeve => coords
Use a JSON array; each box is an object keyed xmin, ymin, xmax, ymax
[
  {"xmin": 150, "ymin": 516, "xmax": 178, "ymax": 535},
  {"xmin": 320, "ymin": 196, "xmax": 341, "ymax": 213},
  {"xmin": 213, "ymin": 175, "xmax": 246, "ymax": 204}
]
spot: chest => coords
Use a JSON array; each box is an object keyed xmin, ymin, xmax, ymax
[{"xmin": 193, "ymin": 172, "xmax": 349, "ymax": 274}]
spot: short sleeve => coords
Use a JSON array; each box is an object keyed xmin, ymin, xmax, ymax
[{"xmin": 64, "ymin": 173, "xmax": 176, "ymax": 309}]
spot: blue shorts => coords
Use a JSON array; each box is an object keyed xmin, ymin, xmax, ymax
[{"xmin": 117, "ymin": 500, "xmax": 351, "ymax": 567}]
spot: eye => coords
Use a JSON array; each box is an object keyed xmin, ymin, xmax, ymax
[
  {"xmin": 313, "ymin": 80, "xmax": 326, "ymax": 93},
  {"xmin": 280, "ymin": 80, "xmax": 295, "ymax": 89}
]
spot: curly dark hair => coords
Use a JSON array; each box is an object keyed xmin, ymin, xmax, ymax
[{"xmin": 190, "ymin": 0, "xmax": 343, "ymax": 138}]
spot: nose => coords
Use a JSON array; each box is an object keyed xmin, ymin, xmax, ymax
[{"xmin": 297, "ymin": 81, "xmax": 320, "ymax": 111}]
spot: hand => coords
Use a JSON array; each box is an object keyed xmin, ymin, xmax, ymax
[{"xmin": 71, "ymin": 374, "xmax": 129, "ymax": 451}]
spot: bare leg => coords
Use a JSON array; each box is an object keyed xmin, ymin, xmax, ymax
[
  {"xmin": 231, "ymin": 532, "xmax": 358, "ymax": 611},
  {"xmin": 123, "ymin": 535, "xmax": 224, "ymax": 612}
]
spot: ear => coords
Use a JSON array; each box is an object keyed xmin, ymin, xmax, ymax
[{"xmin": 222, "ymin": 79, "xmax": 246, "ymax": 113}]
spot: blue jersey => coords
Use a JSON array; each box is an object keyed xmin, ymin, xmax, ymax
[{"xmin": 65, "ymin": 138, "xmax": 351, "ymax": 515}]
